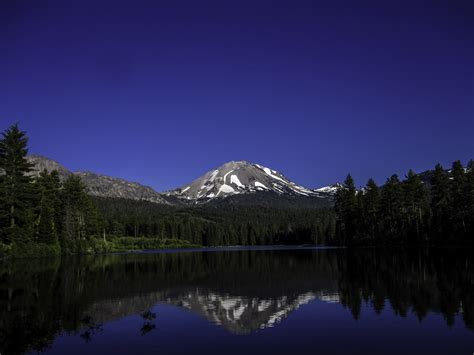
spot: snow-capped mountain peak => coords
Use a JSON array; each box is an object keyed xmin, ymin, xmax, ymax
[{"xmin": 169, "ymin": 161, "xmax": 318, "ymax": 201}]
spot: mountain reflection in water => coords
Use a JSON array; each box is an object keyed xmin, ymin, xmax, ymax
[{"xmin": 0, "ymin": 247, "xmax": 473, "ymax": 354}]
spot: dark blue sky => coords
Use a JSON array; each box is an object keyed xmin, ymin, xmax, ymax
[{"xmin": 1, "ymin": 0, "xmax": 473, "ymax": 191}]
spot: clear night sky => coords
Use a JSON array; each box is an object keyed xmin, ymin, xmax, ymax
[{"xmin": 1, "ymin": 0, "xmax": 473, "ymax": 191}]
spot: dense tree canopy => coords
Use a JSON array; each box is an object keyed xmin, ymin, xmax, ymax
[
  {"xmin": 0, "ymin": 124, "xmax": 35, "ymax": 243},
  {"xmin": 94, "ymin": 197, "xmax": 336, "ymax": 247},
  {"xmin": 334, "ymin": 161, "xmax": 474, "ymax": 246},
  {"xmin": 1, "ymin": 123, "xmax": 472, "ymax": 256},
  {"xmin": 0, "ymin": 124, "xmax": 336, "ymax": 256},
  {"xmin": 0, "ymin": 125, "xmax": 103, "ymax": 256}
]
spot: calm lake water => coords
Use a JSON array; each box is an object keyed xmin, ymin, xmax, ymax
[{"xmin": 1, "ymin": 247, "xmax": 473, "ymax": 354}]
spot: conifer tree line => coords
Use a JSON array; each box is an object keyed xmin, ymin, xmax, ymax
[
  {"xmin": 2, "ymin": 123, "xmax": 472, "ymax": 256},
  {"xmin": 0, "ymin": 124, "xmax": 335, "ymax": 256},
  {"xmin": 0, "ymin": 124, "xmax": 104, "ymax": 255},
  {"xmin": 94, "ymin": 197, "xmax": 336, "ymax": 247},
  {"xmin": 335, "ymin": 161, "xmax": 474, "ymax": 246}
]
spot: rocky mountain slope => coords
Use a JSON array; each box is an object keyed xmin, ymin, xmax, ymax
[
  {"xmin": 26, "ymin": 155, "xmax": 337, "ymax": 206},
  {"xmin": 167, "ymin": 161, "xmax": 336, "ymax": 203},
  {"xmin": 27, "ymin": 154, "xmax": 72, "ymax": 180},
  {"xmin": 74, "ymin": 171, "xmax": 169, "ymax": 204},
  {"xmin": 26, "ymin": 155, "xmax": 169, "ymax": 204}
]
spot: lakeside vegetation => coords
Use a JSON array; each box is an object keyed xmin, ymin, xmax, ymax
[
  {"xmin": 94, "ymin": 197, "xmax": 335, "ymax": 247},
  {"xmin": 1, "ymin": 123, "xmax": 472, "ymax": 258},
  {"xmin": 0, "ymin": 124, "xmax": 201, "ymax": 257},
  {"xmin": 0, "ymin": 124, "xmax": 333, "ymax": 258},
  {"xmin": 334, "ymin": 161, "xmax": 474, "ymax": 246}
]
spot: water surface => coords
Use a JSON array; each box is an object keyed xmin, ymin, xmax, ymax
[{"xmin": 1, "ymin": 247, "xmax": 473, "ymax": 354}]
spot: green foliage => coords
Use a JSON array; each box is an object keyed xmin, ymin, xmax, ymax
[
  {"xmin": 94, "ymin": 197, "xmax": 336, "ymax": 247},
  {"xmin": 108, "ymin": 237, "xmax": 200, "ymax": 251},
  {"xmin": 430, "ymin": 163, "xmax": 451, "ymax": 240},
  {"xmin": 402, "ymin": 169, "xmax": 429, "ymax": 243},
  {"xmin": 10, "ymin": 241, "xmax": 61, "ymax": 258},
  {"xmin": 0, "ymin": 124, "xmax": 105, "ymax": 257},
  {"xmin": 0, "ymin": 124, "xmax": 36, "ymax": 243},
  {"xmin": 0, "ymin": 242, "xmax": 12, "ymax": 258},
  {"xmin": 334, "ymin": 160, "xmax": 474, "ymax": 246},
  {"xmin": 360, "ymin": 178, "xmax": 380, "ymax": 242},
  {"xmin": 35, "ymin": 170, "xmax": 61, "ymax": 244},
  {"xmin": 61, "ymin": 175, "xmax": 101, "ymax": 243},
  {"xmin": 2, "ymin": 123, "xmax": 472, "ymax": 255},
  {"xmin": 334, "ymin": 174, "xmax": 358, "ymax": 245}
]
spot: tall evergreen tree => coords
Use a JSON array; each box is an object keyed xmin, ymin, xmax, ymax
[
  {"xmin": 35, "ymin": 170, "xmax": 61, "ymax": 245},
  {"xmin": 430, "ymin": 163, "xmax": 450, "ymax": 243},
  {"xmin": 362, "ymin": 178, "xmax": 381, "ymax": 242},
  {"xmin": 61, "ymin": 175, "xmax": 100, "ymax": 244},
  {"xmin": 449, "ymin": 160, "xmax": 467, "ymax": 238},
  {"xmin": 0, "ymin": 124, "xmax": 35, "ymax": 243},
  {"xmin": 403, "ymin": 169, "xmax": 429, "ymax": 243},
  {"xmin": 465, "ymin": 160, "xmax": 474, "ymax": 243},
  {"xmin": 335, "ymin": 174, "xmax": 357, "ymax": 245},
  {"xmin": 379, "ymin": 174, "xmax": 403, "ymax": 242}
]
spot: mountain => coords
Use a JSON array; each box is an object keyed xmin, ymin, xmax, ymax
[
  {"xmin": 25, "ymin": 156, "xmax": 337, "ymax": 206},
  {"xmin": 26, "ymin": 155, "xmax": 169, "ymax": 204},
  {"xmin": 167, "ymin": 161, "xmax": 335, "ymax": 204}
]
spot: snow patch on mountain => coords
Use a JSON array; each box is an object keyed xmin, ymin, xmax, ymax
[
  {"xmin": 314, "ymin": 184, "xmax": 341, "ymax": 196},
  {"xmin": 167, "ymin": 160, "xmax": 335, "ymax": 202},
  {"xmin": 254, "ymin": 181, "xmax": 268, "ymax": 189},
  {"xmin": 262, "ymin": 167, "xmax": 286, "ymax": 183},
  {"xmin": 218, "ymin": 184, "xmax": 235, "ymax": 195},
  {"xmin": 230, "ymin": 174, "xmax": 244, "ymax": 187}
]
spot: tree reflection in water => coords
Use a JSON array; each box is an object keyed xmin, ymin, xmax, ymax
[{"xmin": 0, "ymin": 247, "xmax": 472, "ymax": 354}]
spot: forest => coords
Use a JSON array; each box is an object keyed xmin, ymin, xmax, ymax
[
  {"xmin": 0, "ymin": 124, "xmax": 335, "ymax": 257},
  {"xmin": 1, "ymin": 123, "xmax": 473, "ymax": 257},
  {"xmin": 334, "ymin": 160, "xmax": 474, "ymax": 246}
]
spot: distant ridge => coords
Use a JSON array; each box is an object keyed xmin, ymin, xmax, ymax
[
  {"xmin": 25, "ymin": 155, "xmax": 337, "ymax": 206},
  {"xmin": 26, "ymin": 155, "xmax": 169, "ymax": 204}
]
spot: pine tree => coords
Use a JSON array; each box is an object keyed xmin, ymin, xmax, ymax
[
  {"xmin": 465, "ymin": 160, "xmax": 474, "ymax": 243},
  {"xmin": 355, "ymin": 188, "xmax": 364, "ymax": 241},
  {"xmin": 61, "ymin": 175, "xmax": 100, "ymax": 243},
  {"xmin": 35, "ymin": 170, "xmax": 61, "ymax": 245},
  {"xmin": 449, "ymin": 160, "xmax": 467, "ymax": 239},
  {"xmin": 0, "ymin": 124, "xmax": 35, "ymax": 243},
  {"xmin": 335, "ymin": 174, "xmax": 357, "ymax": 245},
  {"xmin": 403, "ymin": 169, "xmax": 429, "ymax": 243},
  {"xmin": 362, "ymin": 178, "xmax": 381, "ymax": 243},
  {"xmin": 430, "ymin": 163, "xmax": 450, "ymax": 243},
  {"xmin": 379, "ymin": 175, "xmax": 403, "ymax": 243}
]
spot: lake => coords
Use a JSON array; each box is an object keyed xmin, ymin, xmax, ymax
[{"xmin": 0, "ymin": 247, "xmax": 473, "ymax": 354}]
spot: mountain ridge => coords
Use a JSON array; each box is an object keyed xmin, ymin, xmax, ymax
[
  {"xmin": 26, "ymin": 155, "xmax": 170, "ymax": 204},
  {"xmin": 25, "ymin": 155, "xmax": 337, "ymax": 206}
]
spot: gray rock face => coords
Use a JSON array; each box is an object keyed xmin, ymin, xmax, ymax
[
  {"xmin": 74, "ymin": 171, "xmax": 169, "ymax": 204},
  {"xmin": 26, "ymin": 155, "xmax": 169, "ymax": 204},
  {"xmin": 26, "ymin": 156, "xmax": 336, "ymax": 205},
  {"xmin": 167, "ymin": 160, "xmax": 334, "ymax": 202},
  {"xmin": 26, "ymin": 155, "xmax": 72, "ymax": 180}
]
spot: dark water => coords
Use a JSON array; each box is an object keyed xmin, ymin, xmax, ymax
[{"xmin": 0, "ymin": 247, "xmax": 473, "ymax": 355}]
